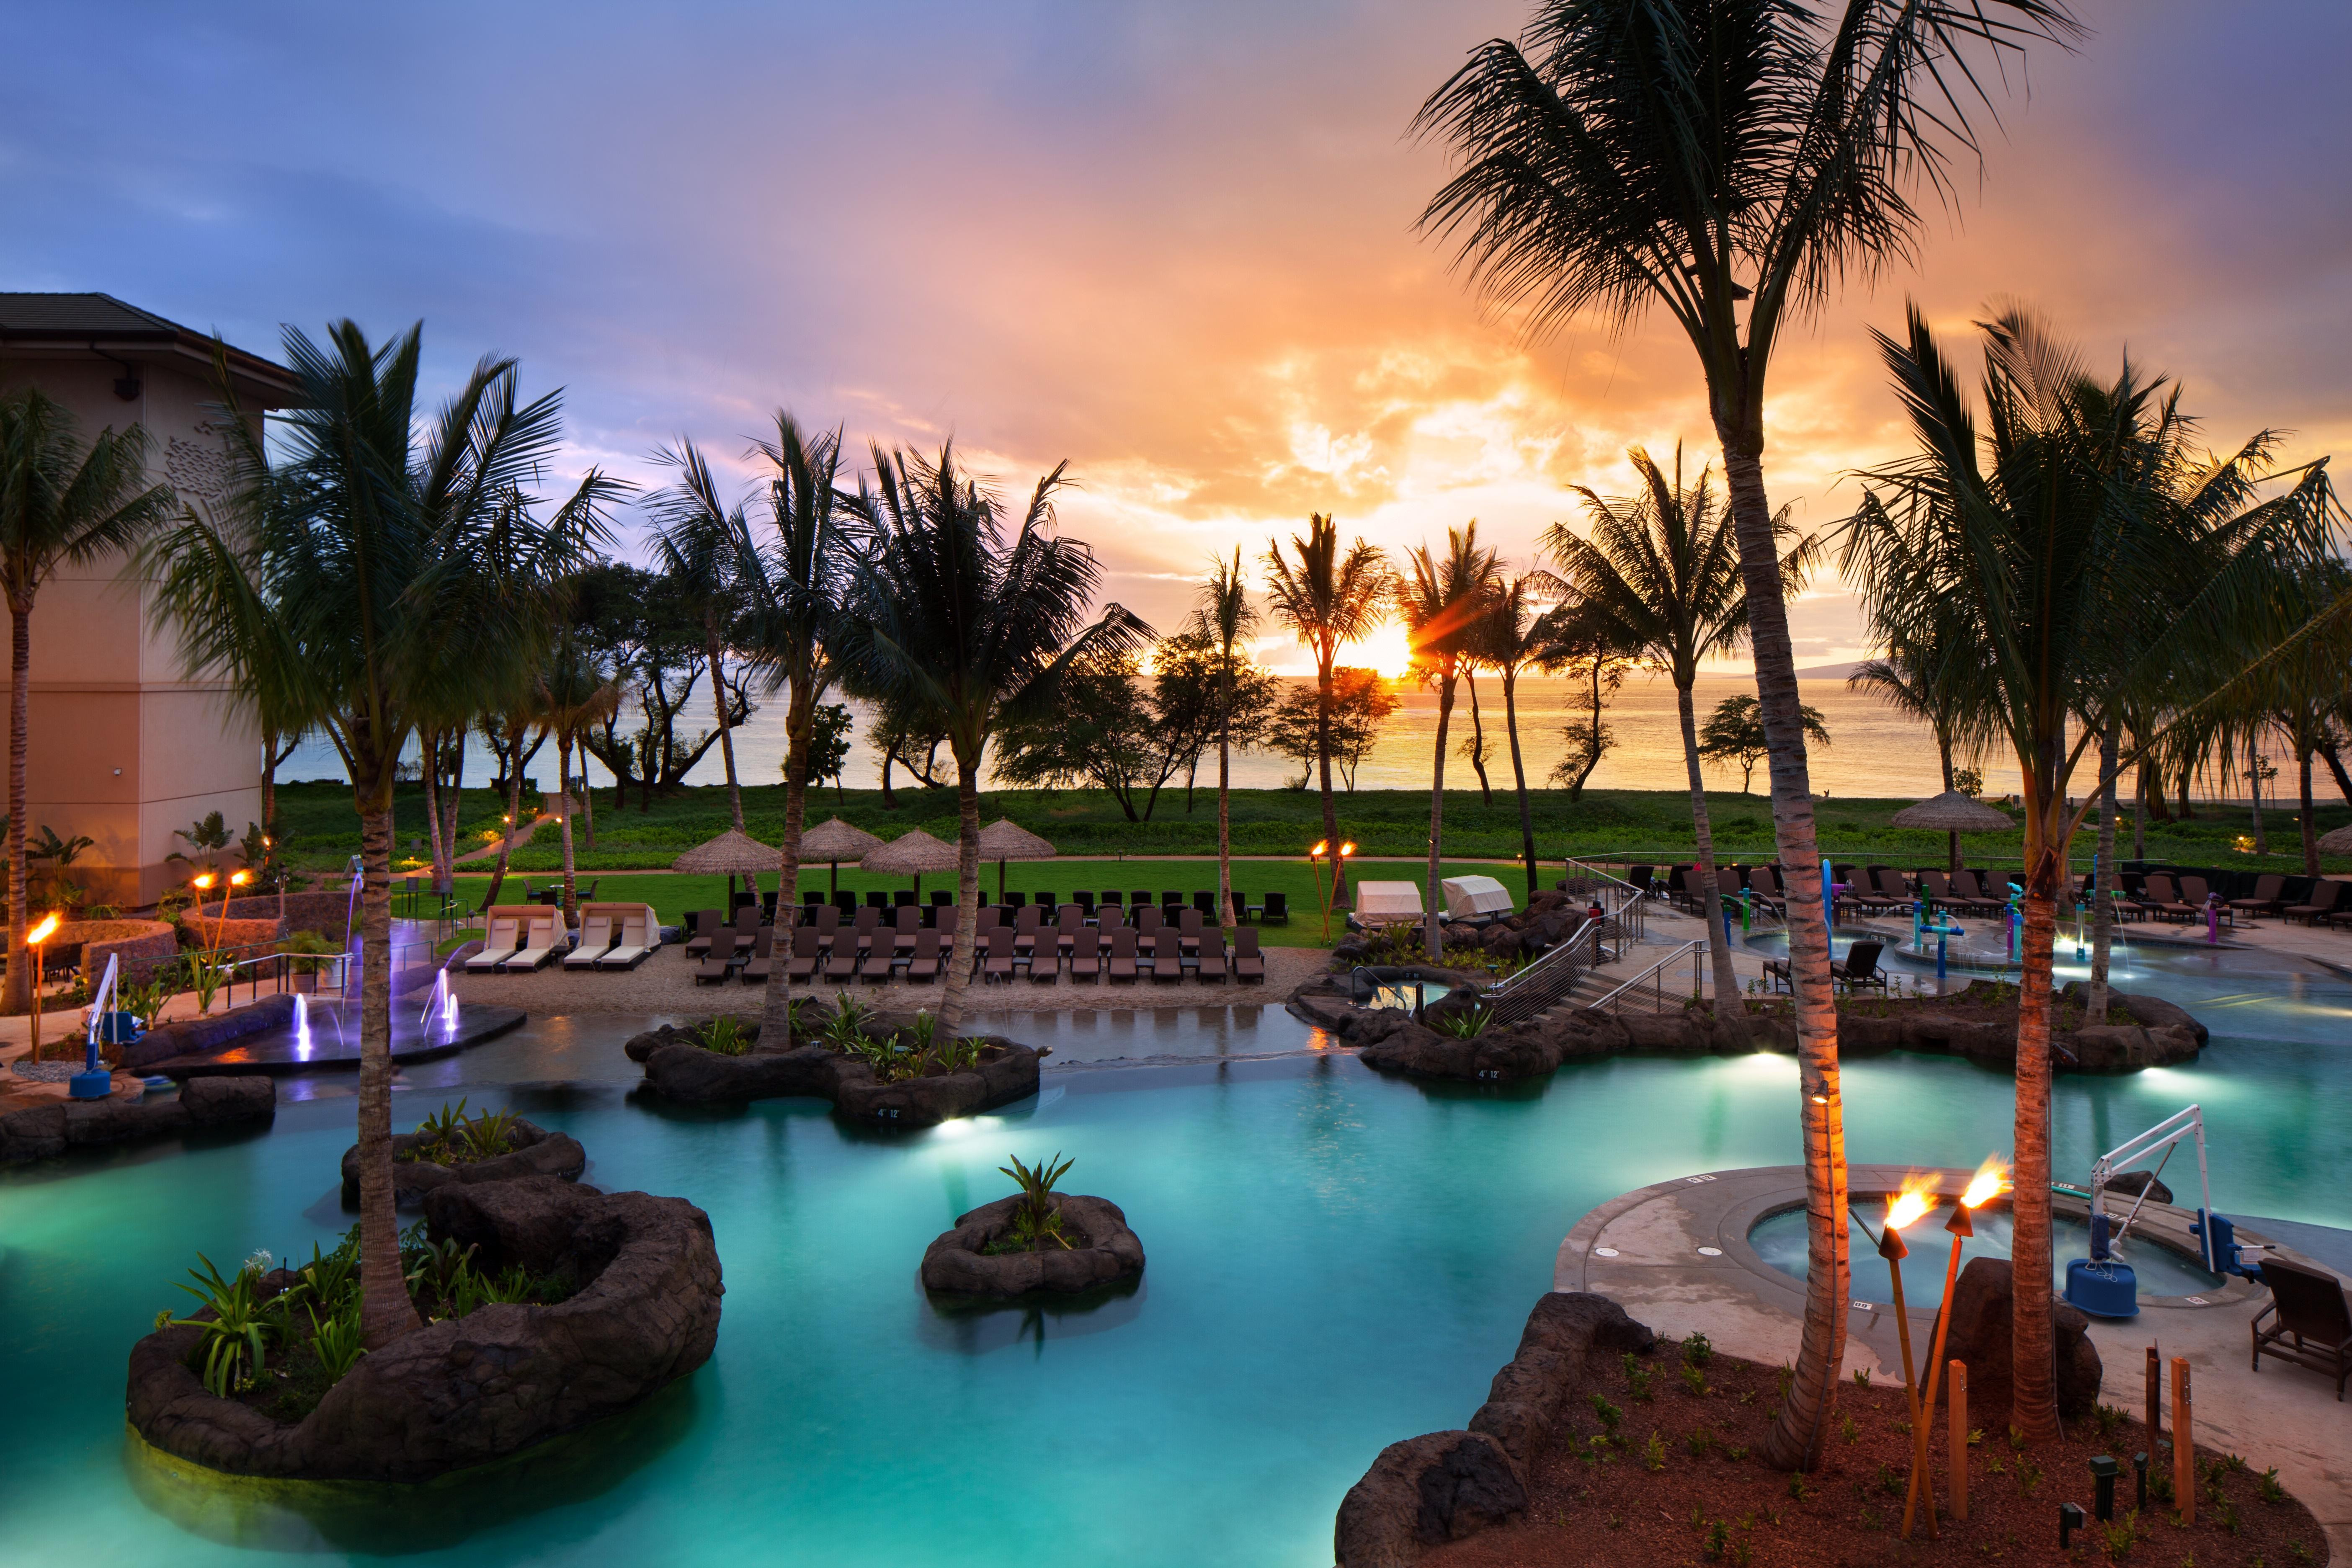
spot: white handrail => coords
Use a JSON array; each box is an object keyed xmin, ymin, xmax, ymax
[{"xmin": 1586, "ymin": 940, "xmax": 1704, "ymax": 1013}]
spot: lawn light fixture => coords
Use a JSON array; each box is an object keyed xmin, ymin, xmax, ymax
[
  {"xmin": 1904, "ymin": 1154, "xmax": 2012, "ymax": 1539},
  {"xmin": 26, "ymin": 913, "xmax": 60, "ymax": 1063}
]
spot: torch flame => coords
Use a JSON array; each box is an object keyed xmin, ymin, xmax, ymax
[
  {"xmin": 25, "ymin": 913, "xmax": 59, "ymax": 944},
  {"xmin": 1309, "ymin": 840, "xmax": 1328, "ymax": 859},
  {"xmin": 1883, "ymin": 1172, "xmax": 1940, "ymax": 1232},
  {"xmin": 1960, "ymin": 1154, "xmax": 2012, "ymax": 1209}
]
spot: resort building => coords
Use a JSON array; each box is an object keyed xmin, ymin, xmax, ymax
[{"xmin": 0, "ymin": 292, "xmax": 298, "ymax": 905}]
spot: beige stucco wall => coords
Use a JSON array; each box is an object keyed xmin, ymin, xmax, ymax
[{"xmin": 0, "ymin": 353, "xmax": 261, "ymax": 905}]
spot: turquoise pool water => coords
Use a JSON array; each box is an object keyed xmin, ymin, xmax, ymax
[
  {"xmin": 3, "ymin": 975, "xmax": 2347, "ymax": 1565},
  {"xmin": 1746, "ymin": 1205, "xmax": 2226, "ymax": 1307}
]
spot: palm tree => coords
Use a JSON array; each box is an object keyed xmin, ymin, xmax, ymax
[
  {"xmin": 1849, "ymin": 632, "xmax": 1988, "ymax": 871},
  {"xmin": 1547, "ymin": 446, "xmax": 1813, "ymax": 1041},
  {"xmin": 745, "ymin": 414, "xmax": 855, "ymax": 1040},
  {"xmin": 0, "ymin": 389, "xmax": 175, "ymax": 1012},
  {"xmin": 1414, "ymin": 0, "xmax": 2078, "ymax": 1468},
  {"xmin": 1189, "ymin": 549, "xmax": 1258, "ymax": 935},
  {"xmin": 647, "ymin": 439, "xmax": 755, "ymax": 832},
  {"xmin": 836, "ymin": 444, "xmax": 1146, "ymax": 1031},
  {"xmin": 1264, "ymin": 515, "xmax": 1392, "ymax": 862},
  {"xmin": 538, "ymin": 632, "xmax": 620, "ymax": 921},
  {"xmin": 1395, "ymin": 524, "xmax": 1501, "ymax": 961},
  {"xmin": 142, "ymin": 322, "xmax": 616, "ymax": 1348},
  {"xmin": 1841, "ymin": 305, "xmax": 2340, "ymax": 1439},
  {"xmin": 1465, "ymin": 570, "xmax": 1566, "ymax": 898}
]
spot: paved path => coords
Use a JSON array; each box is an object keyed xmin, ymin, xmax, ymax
[{"xmin": 1559, "ymin": 1165, "xmax": 2352, "ymax": 1556}]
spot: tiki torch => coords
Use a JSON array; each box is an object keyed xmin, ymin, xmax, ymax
[
  {"xmin": 1904, "ymin": 1154, "xmax": 2013, "ymax": 1540},
  {"xmin": 25, "ymin": 912, "xmax": 59, "ymax": 1062},
  {"xmin": 1869, "ymin": 1176, "xmax": 1942, "ymax": 1436}
]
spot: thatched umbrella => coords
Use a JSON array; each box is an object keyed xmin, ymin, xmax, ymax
[
  {"xmin": 1891, "ymin": 789, "xmax": 2014, "ymax": 876},
  {"xmin": 975, "ymin": 818, "xmax": 1057, "ymax": 897},
  {"xmin": 673, "ymin": 827, "xmax": 783, "ymax": 906},
  {"xmin": 2316, "ymin": 824, "xmax": 2352, "ymax": 855},
  {"xmin": 861, "ymin": 828, "xmax": 961, "ymax": 900},
  {"xmin": 798, "ymin": 816, "xmax": 883, "ymax": 894}
]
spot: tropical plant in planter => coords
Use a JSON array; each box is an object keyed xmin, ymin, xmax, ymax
[
  {"xmin": 986, "ymin": 1152, "xmax": 1077, "ymax": 1254},
  {"xmin": 694, "ymin": 1014, "xmax": 752, "ymax": 1056},
  {"xmin": 398, "ymin": 1099, "xmax": 525, "ymax": 1165}
]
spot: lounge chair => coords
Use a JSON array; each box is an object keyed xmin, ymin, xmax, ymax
[
  {"xmin": 982, "ymin": 926, "xmax": 1017, "ymax": 984},
  {"xmin": 2284, "ymin": 878, "xmax": 2345, "ymax": 925},
  {"xmin": 2228, "ymin": 874, "xmax": 2288, "ymax": 919},
  {"xmin": 784, "ymin": 927, "xmax": 822, "ymax": 983},
  {"xmin": 892, "ymin": 905, "xmax": 922, "ymax": 960},
  {"xmin": 1134, "ymin": 905, "xmax": 1163, "ymax": 939},
  {"xmin": 905, "ymin": 929, "xmax": 942, "ymax": 983},
  {"xmin": 1745, "ymin": 865, "xmax": 1787, "ymax": 916},
  {"xmin": 822, "ymin": 935, "xmax": 859, "ymax": 984},
  {"xmin": 596, "ymin": 908, "xmax": 659, "ymax": 970},
  {"xmin": 1177, "ymin": 907, "xmax": 1204, "ymax": 957},
  {"xmin": 1195, "ymin": 928, "xmax": 1228, "ymax": 983},
  {"xmin": 1072, "ymin": 890, "xmax": 1096, "ymax": 917},
  {"xmin": 1232, "ymin": 926, "xmax": 1266, "ymax": 983},
  {"xmin": 847, "ymin": 905, "xmax": 883, "ymax": 961},
  {"xmin": 1068, "ymin": 928, "xmax": 1103, "ymax": 982},
  {"xmin": 1150, "ymin": 930, "xmax": 1185, "ymax": 983},
  {"xmin": 466, "ymin": 916, "xmax": 522, "ymax": 973},
  {"xmin": 860, "ymin": 939, "xmax": 895, "ymax": 983},
  {"xmin": 1944, "ymin": 871, "xmax": 2004, "ymax": 916},
  {"xmin": 1830, "ymin": 939, "xmax": 1889, "ymax": 994},
  {"xmin": 1129, "ymin": 889, "xmax": 1153, "ymax": 910},
  {"xmin": 1098, "ymin": 889, "xmax": 1124, "ymax": 910},
  {"xmin": 2250, "ymin": 1255, "xmax": 2352, "ymax": 1400},
  {"xmin": 740, "ymin": 926, "xmax": 776, "ymax": 984},
  {"xmin": 682, "ymin": 910, "xmax": 721, "ymax": 961},
  {"xmin": 1875, "ymin": 868, "xmax": 1916, "ymax": 910},
  {"xmin": 1106, "ymin": 927, "xmax": 1140, "ymax": 983},
  {"xmin": 1260, "ymin": 891, "xmax": 1289, "ymax": 926},
  {"xmin": 1193, "ymin": 891, "xmax": 1217, "ymax": 917},
  {"xmin": 1094, "ymin": 905, "xmax": 1125, "ymax": 936},
  {"xmin": 1054, "ymin": 904, "xmax": 1083, "ymax": 960},
  {"xmin": 1011, "ymin": 904, "xmax": 1043, "ymax": 962},
  {"xmin": 1027, "ymin": 929, "xmax": 1058, "ymax": 983},
  {"xmin": 503, "ymin": 911, "xmax": 563, "ymax": 972},
  {"xmin": 694, "ymin": 932, "xmax": 741, "ymax": 985},
  {"xmin": 562, "ymin": 911, "xmax": 615, "ymax": 970},
  {"xmin": 2143, "ymin": 874, "xmax": 2193, "ymax": 923}
]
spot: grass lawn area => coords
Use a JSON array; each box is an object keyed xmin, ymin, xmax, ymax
[
  {"xmin": 275, "ymin": 779, "xmax": 2352, "ymax": 879},
  {"xmin": 411, "ymin": 857, "xmax": 1547, "ymax": 949}
]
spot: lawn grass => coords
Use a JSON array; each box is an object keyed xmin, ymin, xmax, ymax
[
  {"xmin": 273, "ymin": 778, "xmax": 2352, "ymax": 878},
  {"xmin": 403, "ymin": 857, "xmax": 1544, "ymax": 949}
]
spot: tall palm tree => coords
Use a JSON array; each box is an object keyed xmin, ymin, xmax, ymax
[
  {"xmin": 1264, "ymin": 515, "xmax": 1392, "ymax": 862},
  {"xmin": 1414, "ymin": 0, "xmax": 2077, "ymax": 1468},
  {"xmin": 745, "ymin": 414, "xmax": 855, "ymax": 1040},
  {"xmin": 1395, "ymin": 524, "xmax": 1501, "ymax": 961},
  {"xmin": 647, "ymin": 439, "xmax": 755, "ymax": 831},
  {"xmin": 1548, "ymin": 446, "xmax": 1813, "ymax": 1041},
  {"xmin": 0, "ymin": 389, "xmax": 175, "ymax": 1011},
  {"xmin": 1189, "ymin": 549, "xmax": 1258, "ymax": 935},
  {"xmin": 836, "ymin": 444, "xmax": 1146, "ymax": 1030},
  {"xmin": 538, "ymin": 632, "xmax": 620, "ymax": 921},
  {"xmin": 1841, "ymin": 305, "xmax": 2340, "ymax": 1439},
  {"xmin": 1465, "ymin": 570, "xmax": 1566, "ymax": 898},
  {"xmin": 143, "ymin": 322, "xmax": 616, "ymax": 1348}
]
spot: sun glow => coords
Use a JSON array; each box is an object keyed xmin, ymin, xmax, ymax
[
  {"xmin": 1883, "ymin": 1173, "xmax": 1940, "ymax": 1233},
  {"xmin": 1339, "ymin": 625, "xmax": 1416, "ymax": 680},
  {"xmin": 1960, "ymin": 1154, "xmax": 2013, "ymax": 1210}
]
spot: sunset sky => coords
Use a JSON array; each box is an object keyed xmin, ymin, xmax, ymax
[{"xmin": 8, "ymin": 0, "xmax": 2348, "ymax": 678}]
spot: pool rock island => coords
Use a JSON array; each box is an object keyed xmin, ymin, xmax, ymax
[
  {"xmin": 920, "ymin": 1193, "xmax": 1146, "ymax": 1298},
  {"xmin": 338, "ymin": 1117, "xmax": 587, "ymax": 1208},
  {"xmin": 627, "ymin": 1008, "xmax": 1042, "ymax": 1127}
]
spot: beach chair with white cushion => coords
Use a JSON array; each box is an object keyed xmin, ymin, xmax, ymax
[
  {"xmin": 595, "ymin": 905, "xmax": 661, "ymax": 970},
  {"xmin": 562, "ymin": 910, "xmax": 616, "ymax": 970},
  {"xmin": 465, "ymin": 915, "xmax": 523, "ymax": 973},
  {"xmin": 502, "ymin": 909, "xmax": 565, "ymax": 971}
]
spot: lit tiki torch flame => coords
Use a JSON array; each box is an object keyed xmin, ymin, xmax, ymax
[{"xmin": 1906, "ymin": 1155, "xmax": 2013, "ymax": 1540}]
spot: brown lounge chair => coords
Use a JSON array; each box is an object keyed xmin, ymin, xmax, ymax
[
  {"xmin": 1107, "ymin": 927, "xmax": 1140, "ymax": 983},
  {"xmin": 2143, "ymin": 874, "xmax": 2195, "ymax": 923},
  {"xmin": 1829, "ymin": 939, "xmax": 1888, "ymax": 994},
  {"xmin": 739, "ymin": 926, "xmax": 776, "ymax": 984},
  {"xmin": 1944, "ymin": 870, "xmax": 2005, "ymax": 916},
  {"xmin": 2284, "ymin": 879, "xmax": 2345, "ymax": 925},
  {"xmin": 1195, "ymin": 928, "xmax": 1228, "ymax": 982},
  {"xmin": 694, "ymin": 931, "xmax": 740, "ymax": 984},
  {"xmin": 822, "ymin": 935, "xmax": 859, "ymax": 984},
  {"xmin": 903, "ymin": 929, "xmax": 942, "ymax": 983},
  {"xmin": 1027, "ymin": 927, "xmax": 1059, "ymax": 983},
  {"xmin": 1011, "ymin": 904, "xmax": 1043, "ymax": 962},
  {"xmin": 1055, "ymin": 905, "xmax": 1083, "ymax": 960},
  {"xmin": 1068, "ymin": 928, "xmax": 1103, "ymax": 981},
  {"xmin": 1232, "ymin": 926, "xmax": 1265, "ymax": 983},
  {"xmin": 1177, "ymin": 907, "xmax": 1204, "ymax": 957},
  {"xmin": 892, "ymin": 905, "xmax": 922, "ymax": 959},
  {"xmin": 784, "ymin": 927, "xmax": 822, "ymax": 983},
  {"xmin": 2228, "ymin": 874, "xmax": 2288, "ymax": 919},
  {"xmin": 2251, "ymin": 1255, "xmax": 2352, "ymax": 1400},
  {"xmin": 682, "ymin": 910, "xmax": 721, "ymax": 961},
  {"xmin": 982, "ymin": 926, "xmax": 1017, "ymax": 983},
  {"xmin": 1150, "ymin": 930, "xmax": 1185, "ymax": 983}
]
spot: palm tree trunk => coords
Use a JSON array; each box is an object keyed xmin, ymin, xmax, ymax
[
  {"xmin": 941, "ymin": 754, "xmax": 983, "ymax": 1031},
  {"xmin": 1939, "ymin": 730, "xmax": 1959, "ymax": 874},
  {"xmin": 709, "ymin": 634, "xmax": 744, "ymax": 831},
  {"xmin": 761, "ymin": 678, "xmax": 815, "ymax": 1040},
  {"xmin": 421, "ymin": 726, "xmax": 447, "ymax": 893},
  {"xmin": 1503, "ymin": 668, "xmax": 1537, "ymax": 900},
  {"xmin": 5, "ymin": 598, "xmax": 30, "ymax": 1015},
  {"xmin": 1425, "ymin": 667, "xmax": 1456, "ymax": 962},
  {"xmin": 2087, "ymin": 727, "xmax": 2119, "ymax": 1025},
  {"xmin": 480, "ymin": 730, "xmax": 527, "ymax": 910},
  {"xmin": 2298, "ymin": 745, "xmax": 2318, "ymax": 876},
  {"xmin": 1217, "ymin": 671, "xmax": 1236, "ymax": 936},
  {"xmin": 2315, "ymin": 734, "xmax": 2352, "ymax": 802},
  {"xmin": 1715, "ymin": 439, "xmax": 1844, "ymax": 1473},
  {"xmin": 2248, "ymin": 735, "xmax": 2266, "ymax": 854},
  {"xmin": 1316, "ymin": 655, "xmax": 1339, "ymax": 857},
  {"xmin": 1463, "ymin": 669, "xmax": 1493, "ymax": 804},
  {"xmin": 2008, "ymin": 868, "xmax": 2062, "ymax": 1441},
  {"xmin": 557, "ymin": 734, "xmax": 578, "ymax": 923},
  {"xmin": 356, "ymin": 789, "xmax": 422, "ymax": 1347},
  {"xmin": 580, "ymin": 743, "xmax": 597, "ymax": 852},
  {"xmin": 2131, "ymin": 754, "xmax": 2149, "ymax": 856},
  {"xmin": 1677, "ymin": 684, "xmax": 1748, "ymax": 1034}
]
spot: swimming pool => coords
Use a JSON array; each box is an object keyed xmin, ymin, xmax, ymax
[{"xmin": 3, "ymin": 980, "xmax": 2346, "ymax": 1565}]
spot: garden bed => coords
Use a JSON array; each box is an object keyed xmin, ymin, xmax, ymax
[{"xmin": 339, "ymin": 1099, "xmax": 586, "ymax": 1208}]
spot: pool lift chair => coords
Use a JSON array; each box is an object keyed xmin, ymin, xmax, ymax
[{"xmin": 2069, "ymin": 1104, "xmax": 2267, "ymax": 1319}]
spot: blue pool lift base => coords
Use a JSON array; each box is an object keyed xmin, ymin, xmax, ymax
[
  {"xmin": 67, "ymin": 1069, "xmax": 113, "ymax": 1099},
  {"xmin": 2064, "ymin": 1256, "xmax": 2139, "ymax": 1318}
]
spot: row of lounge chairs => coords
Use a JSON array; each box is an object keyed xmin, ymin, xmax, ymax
[
  {"xmin": 753, "ymin": 889, "xmax": 1295, "ymax": 926},
  {"xmin": 464, "ymin": 904, "xmax": 660, "ymax": 973},
  {"xmin": 689, "ymin": 917, "xmax": 1269, "ymax": 986},
  {"xmin": 1658, "ymin": 861, "xmax": 2352, "ymax": 929}
]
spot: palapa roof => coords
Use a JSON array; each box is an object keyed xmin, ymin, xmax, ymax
[
  {"xmin": 862, "ymin": 828, "xmax": 961, "ymax": 875},
  {"xmin": 671, "ymin": 827, "xmax": 782, "ymax": 876},
  {"xmin": 975, "ymin": 818, "xmax": 1056, "ymax": 861},
  {"xmin": 797, "ymin": 816, "xmax": 883, "ymax": 862},
  {"xmin": 1888, "ymin": 790, "xmax": 2015, "ymax": 832},
  {"xmin": 2315, "ymin": 825, "xmax": 2352, "ymax": 855}
]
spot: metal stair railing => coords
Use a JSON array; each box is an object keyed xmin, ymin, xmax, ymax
[
  {"xmin": 1480, "ymin": 921, "xmax": 1602, "ymax": 1025},
  {"xmin": 1557, "ymin": 858, "xmax": 1648, "ymax": 941},
  {"xmin": 1586, "ymin": 939, "xmax": 1705, "ymax": 1016}
]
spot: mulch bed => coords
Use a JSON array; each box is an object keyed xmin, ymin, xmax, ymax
[{"xmin": 1427, "ymin": 1345, "xmax": 2329, "ymax": 1567}]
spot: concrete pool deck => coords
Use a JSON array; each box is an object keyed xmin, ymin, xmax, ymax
[{"xmin": 1559, "ymin": 1164, "xmax": 2352, "ymax": 1556}]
